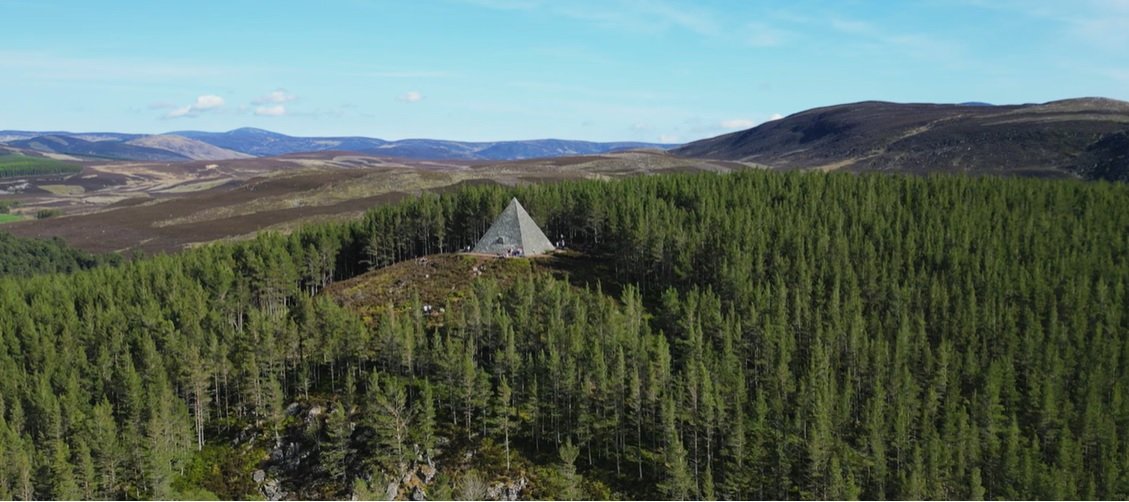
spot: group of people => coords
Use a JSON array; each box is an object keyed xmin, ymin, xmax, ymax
[{"xmin": 498, "ymin": 246, "xmax": 525, "ymax": 258}]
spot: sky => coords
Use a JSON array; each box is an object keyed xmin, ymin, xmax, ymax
[{"xmin": 1, "ymin": 0, "xmax": 1127, "ymax": 143}]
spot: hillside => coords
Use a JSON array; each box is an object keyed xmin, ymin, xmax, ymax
[
  {"xmin": 171, "ymin": 128, "xmax": 389, "ymax": 157},
  {"xmin": 328, "ymin": 254, "xmax": 543, "ymax": 319},
  {"xmin": 674, "ymin": 97, "xmax": 1129, "ymax": 180},
  {"xmin": 125, "ymin": 134, "xmax": 252, "ymax": 160},
  {"xmin": 8, "ymin": 134, "xmax": 190, "ymax": 161},
  {"xmin": 2, "ymin": 127, "xmax": 678, "ymax": 161},
  {"xmin": 0, "ymin": 150, "xmax": 747, "ymax": 253},
  {"xmin": 174, "ymin": 128, "xmax": 678, "ymax": 160},
  {"xmin": 327, "ymin": 251, "xmax": 612, "ymax": 322},
  {"xmin": 0, "ymin": 151, "xmax": 82, "ymax": 178}
]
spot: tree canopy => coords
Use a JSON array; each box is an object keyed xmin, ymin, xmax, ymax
[{"xmin": 1, "ymin": 170, "xmax": 1127, "ymax": 499}]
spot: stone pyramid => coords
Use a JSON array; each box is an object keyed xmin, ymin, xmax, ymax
[{"xmin": 472, "ymin": 198, "xmax": 555, "ymax": 255}]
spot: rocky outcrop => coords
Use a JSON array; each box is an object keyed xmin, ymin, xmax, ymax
[{"xmin": 486, "ymin": 477, "xmax": 529, "ymax": 501}]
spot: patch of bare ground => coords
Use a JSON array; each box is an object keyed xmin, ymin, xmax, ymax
[
  {"xmin": 325, "ymin": 254, "xmax": 544, "ymax": 323},
  {"xmin": 325, "ymin": 250, "xmax": 625, "ymax": 327}
]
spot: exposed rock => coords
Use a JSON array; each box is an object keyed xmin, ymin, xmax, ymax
[
  {"xmin": 419, "ymin": 463, "xmax": 437, "ymax": 484},
  {"xmin": 232, "ymin": 426, "xmax": 258, "ymax": 446},
  {"xmin": 307, "ymin": 405, "xmax": 324, "ymax": 421},
  {"xmin": 385, "ymin": 480, "xmax": 400, "ymax": 501},
  {"xmin": 411, "ymin": 486, "xmax": 426, "ymax": 501},
  {"xmin": 267, "ymin": 439, "xmax": 306, "ymax": 470},
  {"xmin": 252, "ymin": 469, "xmax": 266, "ymax": 483},
  {"xmin": 262, "ymin": 478, "xmax": 285, "ymax": 501},
  {"xmin": 285, "ymin": 402, "xmax": 302, "ymax": 416},
  {"xmin": 508, "ymin": 477, "xmax": 528, "ymax": 500},
  {"xmin": 485, "ymin": 477, "xmax": 528, "ymax": 501}
]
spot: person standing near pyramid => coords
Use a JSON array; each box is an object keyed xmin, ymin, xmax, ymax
[{"xmin": 472, "ymin": 198, "xmax": 556, "ymax": 256}]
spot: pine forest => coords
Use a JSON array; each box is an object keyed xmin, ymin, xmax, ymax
[{"xmin": 1, "ymin": 170, "xmax": 1128, "ymax": 500}]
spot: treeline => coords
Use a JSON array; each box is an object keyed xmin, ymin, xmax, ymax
[
  {"xmin": 0, "ymin": 155, "xmax": 83, "ymax": 178},
  {"xmin": 1, "ymin": 170, "xmax": 1128, "ymax": 499},
  {"xmin": 0, "ymin": 232, "xmax": 121, "ymax": 277}
]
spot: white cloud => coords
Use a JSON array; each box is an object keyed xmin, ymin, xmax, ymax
[
  {"xmin": 193, "ymin": 94, "xmax": 224, "ymax": 110},
  {"xmin": 254, "ymin": 89, "xmax": 296, "ymax": 104},
  {"xmin": 720, "ymin": 118, "xmax": 756, "ymax": 129},
  {"xmin": 400, "ymin": 90, "xmax": 424, "ymax": 103},
  {"xmin": 255, "ymin": 105, "xmax": 287, "ymax": 116},
  {"xmin": 658, "ymin": 134, "xmax": 680, "ymax": 143},
  {"xmin": 165, "ymin": 106, "xmax": 193, "ymax": 118},
  {"xmin": 162, "ymin": 94, "xmax": 225, "ymax": 118},
  {"xmin": 769, "ymin": 113, "xmax": 784, "ymax": 120}
]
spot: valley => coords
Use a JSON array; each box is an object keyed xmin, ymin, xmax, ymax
[
  {"xmin": 4, "ymin": 97, "xmax": 1127, "ymax": 256},
  {"xmin": 0, "ymin": 150, "xmax": 751, "ymax": 253}
]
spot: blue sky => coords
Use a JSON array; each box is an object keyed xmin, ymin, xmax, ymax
[{"xmin": 1, "ymin": 0, "xmax": 1127, "ymax": 142}]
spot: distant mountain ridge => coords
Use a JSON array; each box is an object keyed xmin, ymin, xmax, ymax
[
  {"xmin": 8, "ymin": 135, "xmax": 188, "ymax": 162},
  {"xmin": 126, "ymin": 135, "xmax": 252, "ymax": 160},
  {"xmin": 673, "ymin": 97, "xmax": 1129, "ymax": 180},
  {"xmin": 0, "ymin": 127, "xmax": 678, "ymax": 162}
]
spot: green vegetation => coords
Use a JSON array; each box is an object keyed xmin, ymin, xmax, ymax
[
  {"xmin": 0, "ymin": 231, "xmax": 121, "ymax": 276},
  {"xmin": 35, "ymin": 208, "xmax": 63, "ymax": 219},
  {"xmin": 0, "ymin": 200, "xmax": 16, "ymax": 213},
  {"xmin": 0, "ymin": 170, "xmax": 1127, "ymax": 500},
  {"xmin": 0, "ymin": 154, "xmax": 81, "ymax": 178},
  {"xmin": 0, "ymin": 214, "xmax": 22, "ymax": 224}
]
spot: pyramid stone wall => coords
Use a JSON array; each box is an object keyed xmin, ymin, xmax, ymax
[{"xmin": 472, "ymin": 198, "xmax": 555, "ymax": 255}]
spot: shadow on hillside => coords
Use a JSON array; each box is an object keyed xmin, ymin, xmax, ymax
[{"xmin": 534, "ymin": 250, "xmax": 628, "ymax": 301}]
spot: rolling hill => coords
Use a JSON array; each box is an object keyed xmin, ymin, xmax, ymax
[
  {"xmin": 1, "ymin": 127, "xmax": 677, "ymax": 161},
  {"xmin": 673, "ymin": 97, "xmax": 1129, "ymax": 180},
  {"xmin": 173, "ymin": 128, "xmax": 677, "ymax": 160},
  {"xmin": 170, "ymin": 127, "xmax": 390, "ymax": 157},
  {"xmin": 125, "ymin": 134, "xmax": 252, "ymax": 160},
  {"xmin": 0, "ymin": 150, "xmax": 747, "ymax": 253},
  {"xmin": 8, "ymin": 135, "xmax": 189, "ymax": 161}
]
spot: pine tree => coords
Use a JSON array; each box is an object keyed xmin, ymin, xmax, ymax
[
  {"xmin": 492, "ymin": 377, "xmax": 515, "ymax": 472},
  {"xmin": 659, "ymin": 397, "xmax": 693, "ymax": 500},
  {"xmin": 90, "ymin": 399, "xmax": 121, "ymax": 499},
  {"xmin": 413, "ymin": 381, "xmax": 437, "ymax": 461},
  {"xmin": 322, "ymin": 403, "xmax": 353, "ymax": 489},
  {"xmin": 558, "ymin": 439, "xmax": 583, "ymax": 501},
  {"xmin": 369, "ymin": 374, "xmax": 414, "ymax": 476}
]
